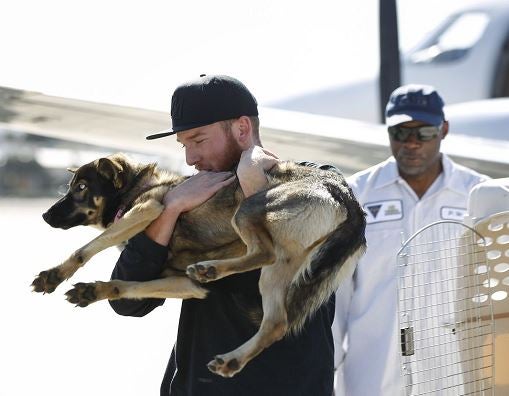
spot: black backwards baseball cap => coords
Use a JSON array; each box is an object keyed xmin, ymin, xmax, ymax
[
  {"xmin": 385, "ymin": 84, "xmax": 445, "ymax": 127},
  {"xmin": 146, "ymin": 74, "xmax": 258, "ymax": 140}
]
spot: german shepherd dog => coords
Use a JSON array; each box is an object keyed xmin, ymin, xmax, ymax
[{"xmin": 32, "ymin": 153, "xmax": 366, "ymax": 377}]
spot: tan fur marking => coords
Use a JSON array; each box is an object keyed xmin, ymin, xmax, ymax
[
  {"xmin": 93, "ymin": 196, "xmax": 103, "ymax": 207},
  {"xmin": 44, "ymin": 199, "xmax": 164, "ymax": 286},
  {"xmin": 68, "ymin": 277, "xmax": 208, "ymax": 304}
]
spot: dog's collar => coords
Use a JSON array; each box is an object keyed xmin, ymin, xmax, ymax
[{"xmin": 112, "ymin": 180, "xmax": 158, "ymax": 224}]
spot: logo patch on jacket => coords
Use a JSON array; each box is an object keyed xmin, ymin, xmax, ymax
[
  {"xmin": 364, "ymin": 200, "xmax": 403, "ymax": 224},
  {"xmin": 440, "ymin": 206, "xmax": 467, "ymax": 221}
]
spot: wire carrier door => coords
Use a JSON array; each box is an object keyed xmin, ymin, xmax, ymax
[{"xmin": 398, "ymin": 221, "xmax": 494, "ymax": 395}]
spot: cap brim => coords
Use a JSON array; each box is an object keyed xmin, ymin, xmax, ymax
[
  {"xmin": 386, "ymin": 111, "xmax": 443, "ymax": 127},
  {"xmin": 145, "ymin": 121, "xmax": 219, "ymax": 140},
  {"xmin": 145, "ymin": 129, "xmax": 175, "ymax": 140}
]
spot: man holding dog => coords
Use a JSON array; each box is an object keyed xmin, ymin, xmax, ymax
[
  {"xmin": 332, "ymin": 85, "xmax": 489, "ymax": 395},
  {"xmin": 109, "ymin": 75, "xmax": 337, "ymax": 395}
]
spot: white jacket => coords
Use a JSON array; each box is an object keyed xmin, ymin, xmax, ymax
[{"xmin": 333, "ymin": 154, "xmax": 489, "ymax": 396}]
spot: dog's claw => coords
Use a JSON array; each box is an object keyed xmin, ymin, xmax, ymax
[
  {"xmin": 31, "ymin": 269, "xmax": 63, "ymax": 293},
  {"xmin": 186, "ymin": 263, "xmax": 217, "ymax": 283},
  {"xmin": 65, "ymin": 283, "xmax": 97, "ymax": 307}
]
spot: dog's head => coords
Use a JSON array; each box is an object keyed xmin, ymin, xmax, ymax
[{"xmin": 43, "ymin": 154, "xmax": 128, "ymax": 229}]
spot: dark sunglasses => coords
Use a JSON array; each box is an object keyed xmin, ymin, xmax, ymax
[{"xmin": 388, "ymin": 124, "xmax": 442, "ymax": 142}]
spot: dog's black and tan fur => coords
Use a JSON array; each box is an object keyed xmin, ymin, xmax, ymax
[{"xmin": 32, "ymin": 153, "xmax": 366, "ymax": 377}]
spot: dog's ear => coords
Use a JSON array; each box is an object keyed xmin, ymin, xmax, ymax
[
  {"xmin": 96, "ymin": 158, "xmax": 124, "ymax": 189},
  {"xmin": 67, "ymin": 167, "xmax": 78, "ymax": 173}
]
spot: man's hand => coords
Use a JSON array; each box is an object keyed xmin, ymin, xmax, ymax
[
  {"xmin": 164, "ymin": 171, "xmax": 235, "ymax": 213},
  {"xmin": 236, "ymin": 146, "xmax": 280, "ymax": 198},
  {"xmin": 145, "ymin": 171, "xmax": 234, "ymax": 246}
]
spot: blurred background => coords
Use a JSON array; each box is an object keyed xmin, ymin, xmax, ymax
[{"xmin": 1, "ymin": 0, "xmax": 508, "ymax": 395}]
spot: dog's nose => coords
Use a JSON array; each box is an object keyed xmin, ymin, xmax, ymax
[{"xmin": 42, "ymin": 211, "xmax": 50, "ymax": 224}]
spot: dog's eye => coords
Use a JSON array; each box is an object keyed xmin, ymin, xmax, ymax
[{"xmin": 78, "ymin": 183, "xmax": 87, "ymax": 191}]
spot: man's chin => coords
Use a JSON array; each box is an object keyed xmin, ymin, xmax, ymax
[
  {"xmin": 399, "ymin": 164, "xmax": 426, "ymax": 177},
  {"xmin": 397, "ymin": 157, "xmax": 422, "ymax": 172}
]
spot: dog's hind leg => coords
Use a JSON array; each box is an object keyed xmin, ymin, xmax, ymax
[
  {"xmin": 207, "ymin": 263, "xmax": 292, "ymax": 377},
  {"xmin": 64, "ymin": 275, "xmax": 208, "ymax": 307},
  {"xmin": 186, "ymin": 204, "xmax": 275, "ymax": 283},
  {"xmin": 32, "ymin": 199, "xmax": 164, "ymax": 294}
]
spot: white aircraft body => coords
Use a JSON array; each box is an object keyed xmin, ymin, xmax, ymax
[{"xmin": 275, "ymin": 0, "xmax": 509, "ymax": 125}]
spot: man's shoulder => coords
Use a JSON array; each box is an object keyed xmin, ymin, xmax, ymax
[
  {"xmin": 452, "ymin": 163, "xmax": 489, "ymax": 182},
  {"xmin": 446, "ymin": 155, "xmax": 491, "ymax": 191}
]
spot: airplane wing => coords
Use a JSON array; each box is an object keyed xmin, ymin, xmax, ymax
[{"xmin": 1, "ymin": 86, "xmax": 507, "ymax": 178}]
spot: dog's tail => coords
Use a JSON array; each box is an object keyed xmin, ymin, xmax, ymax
[{"xmin": 286, "ymin": 188, "xmax": 366, "ymax": 334}]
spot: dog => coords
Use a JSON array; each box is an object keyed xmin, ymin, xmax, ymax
[{"xmin": 32, "ymin": 152, "xmax": 366, "ymax": 377}]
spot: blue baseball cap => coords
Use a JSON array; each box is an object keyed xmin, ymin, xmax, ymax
[{"xmin": 385, "ymin": 84, "xmax": 445, "ymax": 127}]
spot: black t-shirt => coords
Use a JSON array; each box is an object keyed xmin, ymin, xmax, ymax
[{"xmin": 163, "ymin": 271, "xmax": 335, "ymax": 396}]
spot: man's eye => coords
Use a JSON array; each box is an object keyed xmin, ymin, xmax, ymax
[{"xmin": 195, "ymin": 140, "xmax": 205, "ymax": 144}]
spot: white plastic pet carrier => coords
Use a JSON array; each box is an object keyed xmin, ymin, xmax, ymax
[{"xmin": 398, "ymin": 178, "xmax": 509, "ymax": 395}]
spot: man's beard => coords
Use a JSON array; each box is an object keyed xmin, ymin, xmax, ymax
[{"xmin": 219, "ymin": 130, "xmax": 244, "ymax": 171}]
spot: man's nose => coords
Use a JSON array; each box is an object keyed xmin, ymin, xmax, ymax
[
  {"xmin": 185, "ymin": 148, "xmax": 199, "ymax": 166},
  {"xmin": 402, "ymin": 132, "xmax": 421, "ymax": 147}
]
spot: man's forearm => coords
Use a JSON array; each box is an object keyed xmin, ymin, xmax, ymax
[
  {"xmin": 109, "ymin": 204, "xmax": 182, "ymax": 316},
  {"xmin": 145, "ymin": 204, "xmax": 181, "ymax": 246},
  {"xmin": 109, "ymin": 232, "xmax": 168, "ymax": 316}
]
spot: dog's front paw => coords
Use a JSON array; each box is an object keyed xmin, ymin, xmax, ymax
[
  {"xmin": 207, "ymin": 355, "xmax": 242, "ymax": 378},
  {"xmin": 65, "ymin": 282, "xmax": 98, "ymax": 307},
  {"xmin": 31, "ymin": 269, "xmax": 64, "ymax": 293},
  {"xmin": 186, "ymin": 263, "xmax": 217, "ymax": 283}
]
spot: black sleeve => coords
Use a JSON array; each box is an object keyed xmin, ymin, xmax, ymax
[{"xmin": 108, "ymin": 232, "xmax": 167, "ymax": 317}]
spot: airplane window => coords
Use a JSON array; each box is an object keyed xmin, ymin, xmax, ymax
[
  {"xmin": 409, "ymin": 12, "xmax": 490, "ymax": 64},
  {"xmin": 438, "ymin": 13, "xmax": 489, "ymax": 51}
]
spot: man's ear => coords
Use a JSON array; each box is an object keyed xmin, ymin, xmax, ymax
[
  {"xmin": 96, "ymin": 158, "xmax": 124, "ymax": 189},
  {"xmin": 235, "ymin": 116, "xmax": 254, "ymax": 149},
  {"xmin": 441, "ymin": 121, "xmax": 449, "ymax": 139}
]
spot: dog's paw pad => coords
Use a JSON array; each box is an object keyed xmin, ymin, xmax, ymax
[
  {"xmin": 31, "ymin": 269, "xmax": 63, "ymax": 293},
  {"xmin": 207, "ymin": 356, "xmax": 241, "ymax": 378},
  {"xmin": 65, "ymin": 283, "xmax": 97, "ymax": 307},
  {"xmin": 186, "ymin": 264, "xmax": 217, "ymax": 282}
]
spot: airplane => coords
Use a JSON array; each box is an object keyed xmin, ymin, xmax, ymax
[{"xmin": 274, "ymin": 0, "xmax": 509, "ymax": 124}]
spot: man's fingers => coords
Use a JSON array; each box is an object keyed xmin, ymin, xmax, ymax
[
  {"xmin": 220, "ymin": 175, "xmax": 236, "ymax": 186},
  {"xmin": 206, "ymin": 171, "xmax": 234, "ymax": 184},
  {"xmin": 241, "ymin": 145, "xmax": 278, "ymax": 160},
  {"xmin": 209, "ymin": 175, "xmax": 236, "ymax": 194},
  {"xmin": 194, "ymin": 171, "xmax": 235, "ymax": 194},
  {"xmin": 194, "ymin": 171, "xmax": 233, "ymax": 183},
  {"xmin": 261, "ymin": 147, "xmax": 279, "ymax": 159},
  {"xmin": 195, "ymin": 170, "xmax": 232, "ymax": 177}
]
